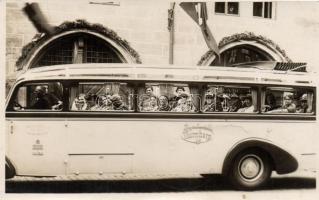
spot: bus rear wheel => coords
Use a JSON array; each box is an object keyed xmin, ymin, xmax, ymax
[{"xmin": 228, "ymin": 149, "xmax": 271, "ymax": 190}]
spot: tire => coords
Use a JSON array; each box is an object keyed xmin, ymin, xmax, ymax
[
  {"xmin": 228, "ymin": 149, "xmax": 272, "ymax": 190},
  {"xmin": 5, "ymin": 158, "xmax": 16, "ymax": 179}
]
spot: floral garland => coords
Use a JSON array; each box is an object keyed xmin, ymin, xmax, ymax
[
  {"xmin": 16, "ymin": 19, "xmax": 142, "ymax": 70},
  {"xmin": 198, "ymin": 32, "xmax": 292, "ymax": 65}
]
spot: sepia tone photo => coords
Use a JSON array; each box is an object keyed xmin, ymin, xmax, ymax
[{"xmin": 2, "ymin": 0, "xmax": 319, "ymax": 199}]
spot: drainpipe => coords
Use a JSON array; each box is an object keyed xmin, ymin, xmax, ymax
[{"xmin": 168, "ymin": 2, "xmax": 175, "ymax": 64}]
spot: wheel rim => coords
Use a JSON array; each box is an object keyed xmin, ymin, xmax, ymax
[{"xmin": 238, "ymin": 154, "xmax": 264, "ymax": 182}]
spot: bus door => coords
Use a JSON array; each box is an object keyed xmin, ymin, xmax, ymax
[
  {"xmin": 65, "ymin": 81, "xmax": 134, "ymax": 175},
  {"xmin": 6, "ymin": 82, "xmax": 67, "ymax": 176}
]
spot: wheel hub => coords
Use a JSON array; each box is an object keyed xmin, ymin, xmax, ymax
[{"xmin": 238, "ymin": 154, "xmax": 264, "ymax": 182}]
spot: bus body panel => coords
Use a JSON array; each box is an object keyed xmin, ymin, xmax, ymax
[
  {"xmin": 6, "ymin": 117, "xmax": 316, "ymax": 177},
  {"xmin": 6, "ymin": 119, "xmax": 67, "ymax": 176}
]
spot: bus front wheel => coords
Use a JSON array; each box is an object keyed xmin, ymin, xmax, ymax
[{"xmin": 228, "ymin": 149, "xmax": 272, "ymax": 190}]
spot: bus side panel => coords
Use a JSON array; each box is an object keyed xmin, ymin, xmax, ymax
[
  {"xmin": 67, "ymin": 118, "xmax": 316, "ymax": 176},
  {"xmin": 66, "ymin": 119, "xmax": 245, "ymax": 175},
  {"xmin": 6, "ymin": 118, "xmax": 68, "ymax": 176}
]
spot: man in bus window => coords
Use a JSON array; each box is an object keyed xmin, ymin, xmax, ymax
[
  {"xmin": 228, "ymin": 93, "xmax": 242, "ymax": 112},
  {"xmin": 139, "ymin": 86, "xmax": 154, "ymax": 111},
  {"xmin": 237, "ymin": 94, "xmax": 254, "ymax": 113},
  {"xmin": 297, "ymin": 94, "xmax": 308, "ymax": 113},
  {"xmin": 282, "ymin": 94, "xmax": 296, "ymax": 113},
  {"xmin": 170, "ymin": 86, "xmax": 185, "ymax": 109},
  {"xmin": 158, "ymin": 95, "xmax": 171, "ymax": 111},
  {"xmin": 263, "ymin": 93, "xmax": 277, "ymax": 112},
  {"xmin": 31, "ymin": 85, "xmax": 62, "ymax": 110}
]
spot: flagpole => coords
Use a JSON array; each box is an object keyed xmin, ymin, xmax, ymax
[{"xmin": 168, "ymin": 2, "xmax": 175, "ymax": 64}]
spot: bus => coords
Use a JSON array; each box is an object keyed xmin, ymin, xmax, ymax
[{"xmin": 5, "ymin": 62, "xmax": 316, "ymax": 190}]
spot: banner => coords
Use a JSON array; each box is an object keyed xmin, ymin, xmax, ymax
[{"xmin": 179, "ymin": 2, "xmax": 220, "ymax": 57}]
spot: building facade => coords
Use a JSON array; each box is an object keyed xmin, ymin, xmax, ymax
[{"xmin": 6, "ymin": 0, "xmax": 319, "ymax": 92}]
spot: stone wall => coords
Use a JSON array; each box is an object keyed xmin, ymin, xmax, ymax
[{"xmin": 6, "ymin": 0, "xmax": 319, "ymax": 91}]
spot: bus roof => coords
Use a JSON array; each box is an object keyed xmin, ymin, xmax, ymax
[{"xmin": 14, "ymin": 63, "xmax": 316, "ymax": 87}]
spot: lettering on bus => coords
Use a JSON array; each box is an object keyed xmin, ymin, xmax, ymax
[
  {"xmin": 32, "ymin": 139, "xmax": 44, "ymax": 156},
  {"xmin": 182, "ymin": 124, "xmax": 213, "ymax": 144}
]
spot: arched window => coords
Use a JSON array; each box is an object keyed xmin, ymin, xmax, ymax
[
  {"xmin": 32, "ymin": 33, "xmax": 123, "ymax": 68},
  {"xmin": 210, "ymin": 44, "xmax": 274, "ymax": 66}
]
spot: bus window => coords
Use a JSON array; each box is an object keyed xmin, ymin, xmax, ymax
[
  {"xmin": 262, "ymin": 87, "xmax": 314, "ymax": 114},
  {"xmin": 11, "ymin": 82, "xmax": 63, "ymax": 111},
  {"xmin": 138, "ymin": 83, "xmax": 199, "ymax": 112},
  {"xmin": 202, "ymin": 85, "xmax": 257, "ymax": 113},
  {"xmin": 69, "ymin": 82, "xmax": 134, "ymax": 111}
]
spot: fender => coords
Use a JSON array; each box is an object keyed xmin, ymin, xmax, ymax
[
  {"xmin": 222, "ymin": 138, "xmax": 298, "ymax": 175},
  {"xmin": 5, "ymin": 156, "xmax": 16, "ymax": 179}
]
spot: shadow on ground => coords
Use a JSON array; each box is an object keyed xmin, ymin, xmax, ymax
[{"xmin": 6, "ymin": 175, "xmax": 316, "ymax": 193}]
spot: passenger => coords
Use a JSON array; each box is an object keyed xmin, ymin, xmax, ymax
[
  {"xmin": 91, "ymin": 95, "xmax": 113, "ymax": 111},
  {"xmin": 185, "ymin": 97, "xmax": 196, "ymax": 112},
  {"xmin": 237, "ymin": 94, "xmax": 255, "ymax": 113},
  {"xmin": 111, "ymin": 95, "xmax": 128, "ymax": 111},
  {"xmin": 139, "ymin": 86, "xmax": 154, "ymax": 111},
  {"xmin": 142, "ymin": 96, "xmax": 158, "ymax": 111},
  {"xmin": 297, "ymin": 94, "xmax": 308, "ymax": 113},
  {"xmin": 31, "ymin": 85, "xmax": 62, "ymax": 110},
  {"xmin": 171, "ymin": 93, "xmax": 190, "ymax": 112},
  {"xmin": 85, "ymin": 93, "xmax": 97, "ymax": 110},
  {"xmin": 238, "ymin": 93, "xmax": 247, "ymax": 108},
  {"xmin": 228, "ymin": 94, "xmax": 242, "ymax": 112},
  {"xmin": 71, "ymin": 93, "xmax": 88, "ymax": 111},
  {"xmin": 282, "ymin": 94, "xmax": 296, "ymax": 113},
  {"xmin": 170, "ymin": 86, "xmax": 185, "ymax": 109},
  {"xmin": 158, "ymin": 95, "xmax": 171, "ymax": 111},
  {"xmin": 203, "ymin": 93, "xmax": 223, "ymax": 112},
  {"xmin": 203, "ymin": 94, "xmax": 215, "ymax": 112},
  {"xmin": 263, "ymin": 93, "xmax": 277, "ymax": 112}
]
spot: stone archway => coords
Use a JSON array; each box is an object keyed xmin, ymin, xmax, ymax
[
  {"xmin": 16, "ymin": 19, "xmax": 142, "ymax": 71},
  {"xmin": 198, "ymin": 32, "xmax": 291, "ymax": 66}
]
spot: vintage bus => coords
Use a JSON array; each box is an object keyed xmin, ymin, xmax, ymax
[{"xmin": 5, "ymin": 63, "xmax": 316, "ymax": 190}]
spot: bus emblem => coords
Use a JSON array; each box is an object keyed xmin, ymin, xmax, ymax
[{"xmin": 182, "ymin": 124, "xmax": 213, "ymax": 144}]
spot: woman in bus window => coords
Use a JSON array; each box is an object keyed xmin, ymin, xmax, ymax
[
  {"xmin": 171, "ymin": 93, "xmax": 189, "ymax": 112},
  {"xmin": 158, "ymin": 95, "xmax": 171, "ymax": 111},
  {"xmin": 139, "ymin": 86, "xmax": 154, "ymax": 111},
  {"xmin": 203, "ymin": 94, "xmax": 223, "ymax": 112},
  {"xmin": 71, "ymin": 94, "xmax": 88, "ymax": 111},
  {"xmin": 237, "ymin": 94, "xmax": 254, "ymax": 113},
  {"xmin": 282, "ymin": 94, "xmax": 296, "ymax": 113},
  {"xmin": 111, "ymin": 95, "xmax": 128, "ymax": 111},
  {"xmin": 142, "ymin": 96, "xmax": 158, "ymax": 112}
]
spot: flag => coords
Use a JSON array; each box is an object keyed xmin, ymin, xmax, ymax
[
  {"xmin": 179, "ymin": 2, "xmax": 220, "ymax": 58},
  {"xmin": 23, "ymin": 3, "xmax": 55, "ymax": 35}
]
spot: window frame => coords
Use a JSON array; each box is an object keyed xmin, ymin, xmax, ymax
[
  {"xmin": 7, "ymin": 80, "xmax": 67, "ymax": 112},
  {"xmin": 260, "ymin": 85, "xmax": 316, "ymax": 116},
  {"xmin": 214, "ymin": 2, "xmax": 240, "ymax": 16},
  {"xmin": 252, "ymin": 1, "xmax": 274, "ymax": 19},
  {"xmin": 6, "ymin": 79, "xmax": 316, "ymax": 120}
]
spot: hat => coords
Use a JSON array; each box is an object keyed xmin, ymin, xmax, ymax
[
  {"xmin": 176, "ymin": 86, "xmax": 185, "ymax": 92},
  {"xmin": 206, "ymin": 94, "xmax": 214, "ymax": 98},
  {"xmin": 284, "ymin": 94, "xmax": 293, "ymax": 100},
  {"xmin": 180, "ymin": 93, "xmax": 189, "ymax": 98},
  {"xmin": 300, "ymin": 94, "xmax": 307, "ymax": 101},
  {"xmin": 111, "ymin": 94, "xmax": 121, "ymax": 102},
  {"xmin": 243, "ymin": 94, "xmax": 252, "ymax": 100},
  {"xmin": 230, "ymin": 93, "xmax": 239, "ymax": 99}
]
